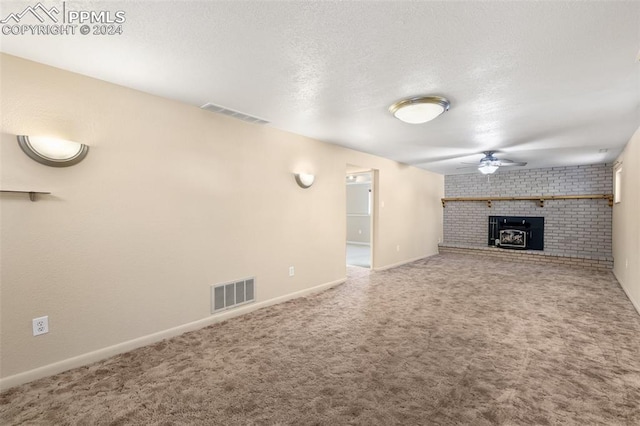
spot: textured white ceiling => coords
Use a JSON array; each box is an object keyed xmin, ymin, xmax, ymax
[{"xmin": 1, "ymin": 1, "xmax": 639, "ymax": 175}]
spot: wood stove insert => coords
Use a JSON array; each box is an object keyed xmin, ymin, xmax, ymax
[{"xmin": 488, "ymin": 216, "xmax": 544, "ymax": 250}]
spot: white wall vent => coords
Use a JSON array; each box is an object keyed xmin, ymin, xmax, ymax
[
  {"xmin": 211, "ymin": 277, "xmax": 256, "ymax": 313},
  {"xmin": 200, "ymin": 103, "xmax": 270, "ymax": 125}
]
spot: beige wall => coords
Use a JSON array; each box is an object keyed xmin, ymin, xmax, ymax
[
  {"xmin": 347, "ymin": 216, "xmax": 371, "ymax": 243},
  {"xmin": 0, "ymin": 54, "xmax": 444, "ymax": 384},
  {"xmin": 612, "ymin": 126, "xmax": 640, "ymax": 314},
  {"xmin": 346, "ymin": 183, "xmax": 371, "ymax": 243},
  {"xmin": 346, "ymin": 183, "xmax": 371, "ymax": 215}
]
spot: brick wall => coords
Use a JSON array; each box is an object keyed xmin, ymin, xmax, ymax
[{"xmin": 443, "ymin": 164, "xmax": 613, "ymax": 260}]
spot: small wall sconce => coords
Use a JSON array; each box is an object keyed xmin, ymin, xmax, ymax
[
  {"xmin": 17, "ymin": 135, "xmax": 89, "ymax": 167},
  {"xmin": 294, "ymin": 173, "xmax": 315, "ymax": 189}
]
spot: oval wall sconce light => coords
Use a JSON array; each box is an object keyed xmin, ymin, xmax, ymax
[
  {"xmin": 294, "ymin": 173, "xmax": 315, "ymax": 189},
  {"xmin": 17, "ymin": 135, "xmax": 89, "ymax": 167}
]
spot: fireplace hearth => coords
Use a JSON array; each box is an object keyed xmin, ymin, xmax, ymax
[{"xmin": 488, "ymin": 216, "xmax": 544, "ymax": 250}]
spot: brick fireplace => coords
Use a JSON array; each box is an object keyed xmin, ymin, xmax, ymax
[{"xmin": 440, "ymin": 164, "xmax": 613, "ymax": 269}]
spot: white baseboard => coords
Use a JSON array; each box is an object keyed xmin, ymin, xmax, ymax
[
  {"xmin": 614, "ymin": 272, "xmax": 640, "ymax": 316},
  {"xmin": 626, "ymin": 290, "xmax": 640, "ymax": 316},
  {"xmin": 373, "ymin": 252, "xmax": 437, "ymax": 272},
  {"xmin": 0, "ymin": 277, "xmax": 346, "ymax": 391}
]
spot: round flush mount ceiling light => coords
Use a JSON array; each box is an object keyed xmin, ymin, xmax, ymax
[
  {"xmin": 17, "ymin": 135, "xmax": 89, "ymax": 167},
  {"xmin": 389, "ymin": 96, "xmax": 450, "ymax": 124}
]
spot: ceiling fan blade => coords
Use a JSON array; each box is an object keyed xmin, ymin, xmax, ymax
[
  {"xmin": 456, "ymin": 166, "xmax": 477, "ymax": 169},
  {"xmin": 499, "ymin": 162, "xmax": 527, "ymax": 167},
  {"xmin": 460, "ymin": 162, "xmax": 480, "ymax": 165}
]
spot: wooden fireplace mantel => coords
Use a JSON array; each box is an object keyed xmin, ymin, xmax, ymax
[{"xmin": 441, "ymin": 194, "xmax": 614, "ymax": 208}]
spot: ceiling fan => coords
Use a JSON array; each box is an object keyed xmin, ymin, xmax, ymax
[{"xmin": 459, "ymin": 151, "xmax": 527, "ymax": 174}]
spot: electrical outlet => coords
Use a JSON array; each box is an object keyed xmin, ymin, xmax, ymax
[
  {"xmin": 396, "ymin": 245, "xmax": 400, "ymax": 252},
  {"xmin": 289, "ymin": 266, "xmax": 295, "ymax": 277},
  {"xmin": 32, "ymin": 316, "xmax": 49, "ymax": 336}
]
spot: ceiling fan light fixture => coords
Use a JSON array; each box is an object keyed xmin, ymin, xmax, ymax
[
  {"xmin": 389, "ymin": 96, "xmax": 450, "ymax": 124},
  {"xmin": 478, "ymin": 163, "xmax": 499, "ymax": 174}
]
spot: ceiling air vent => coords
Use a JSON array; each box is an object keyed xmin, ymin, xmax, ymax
[{"xmin": 201, "ymin": 103, "xmax": 270, "ymax": 125}]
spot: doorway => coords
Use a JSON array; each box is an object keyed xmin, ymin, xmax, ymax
[{"xmin": 346, "ymin": 167, "xmax": 373, "ymax": 268}]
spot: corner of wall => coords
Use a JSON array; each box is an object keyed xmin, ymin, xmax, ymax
[{"xmin": 612, "ymin": 125, "xmax": 640, "ymax": 316}]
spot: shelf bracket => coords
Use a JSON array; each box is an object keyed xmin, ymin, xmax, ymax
[{"xmin": 0, "ymin": 190, "xmax": 51, "ymax": 202}]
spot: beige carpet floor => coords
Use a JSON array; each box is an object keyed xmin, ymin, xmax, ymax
[{"xmin": 2, "ymin": 253, "xmax": 640, "ymax": 425}]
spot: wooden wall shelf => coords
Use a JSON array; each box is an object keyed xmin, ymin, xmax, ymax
[
  {"xmin": 441, "ymin": 194, "xmax": 614, "ymax": 208},
  {"xmin": 0, "ymin": 190, "xmax": 51, "ymax": 202}
]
